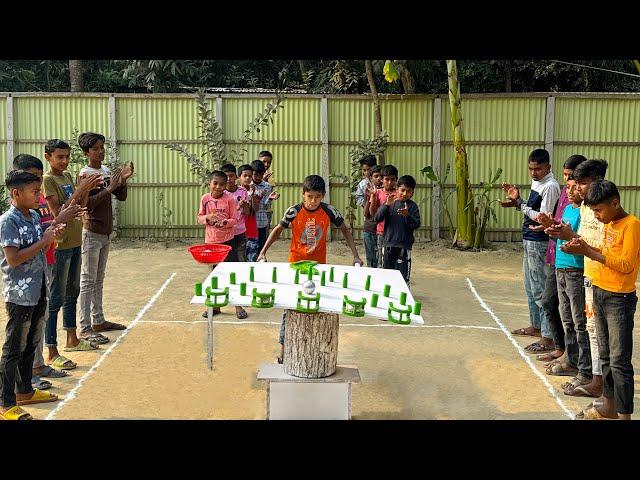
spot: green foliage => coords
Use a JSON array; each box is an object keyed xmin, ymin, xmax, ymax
[
  {"xmin": 0, "ymin": 186, "xmax": 10, "ymax": 215},
  {"xmin": 156, "ymin": 191, "xmax": 173, "ymax": 247},
  {"xmin": 331, "ymin": 132, "xmax": 389, "ymax": 231},
  {"xmin": 421, "ymin": 163, "xmax": 455, "ymax": 239},
  {"xmin": 166, "ymin": 88, "xmax": 284, "ymax": 188},
  {"xmin": 463, "ymin": 168, "xmax": 503, "ymax": 250}
]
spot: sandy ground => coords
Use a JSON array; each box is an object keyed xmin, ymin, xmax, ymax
[{"xmin": 1, "ymin": 238, "xmax": 639, "ymax": 420}]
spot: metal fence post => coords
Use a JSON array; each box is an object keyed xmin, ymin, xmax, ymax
[
  {"xmin": 431, "ymin": 97, "xmax": 442, "ymax": 241},
  {"xmin": 320, "ymin": 96, "xmax": 331, "ymax": 240},
  {"xmin": 215, "ymin": 96, "xmax": 223, "ymax": 129},
  {"xmin": 545, "ymin": 96, "xmax": 555, "ymax": 164},
  {"xmin": 6, "ymin": 95, "xmax": 14, "ymax": 173}
]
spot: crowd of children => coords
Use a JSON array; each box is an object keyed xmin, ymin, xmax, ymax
[
  {"xmin": 0, "ymin": 133, "xmax": 133, "ymax": 420},
  {"xmin": 3, "ymin": 137, "xmax": 636, "ymax": 421},
  {"xmin": 502, "ymin": 149, "xmax": 640, "ymax": 420}
]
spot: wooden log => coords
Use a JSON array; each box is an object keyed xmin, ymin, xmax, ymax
[{"xmin": 283, "ymin": 309, "xmax": 339, "ymax": 378}]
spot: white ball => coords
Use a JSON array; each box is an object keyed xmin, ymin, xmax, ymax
[{"xmin": 302, "ymin": 280, "xmax": 316, "ymax": 295}]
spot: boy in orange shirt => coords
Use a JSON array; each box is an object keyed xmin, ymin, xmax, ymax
[
  {"xmin": 562, "ymin": 180, "xmax": 640, "ymax": 420},
  {"xmin": 257, "ymin": 175, "xmax": 363, "ymax": 363}
]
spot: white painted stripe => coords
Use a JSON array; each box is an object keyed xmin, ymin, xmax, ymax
[
  {"xmin": 45, "ymin": 272, "xmax": 177, "ymax": 420},
  {"xmin": 138, "ymin": 320, "xmax": 500, "ymax": 331},
  {"xmin": 466, "ymin": 277, "xmax": 574, "ymax": 419}
]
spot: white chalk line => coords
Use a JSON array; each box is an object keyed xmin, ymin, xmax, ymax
[
  {"xmin": 465, "ymin": 277, "xmax": 575, "ymax": 419},
  {"xmin": 138, "ymin": 319, "xmax": 500, "ymax": 330},
  {"xmin": 45, "ymin": 272, "xmax": 177, "ymax": 420}
]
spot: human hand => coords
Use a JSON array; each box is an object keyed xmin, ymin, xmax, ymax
[
  {"xmin": 264, "ymin": 171, "xmax": 273, "ymax": 182},
  {"xmin": 43, "ymin": 223, "xmax": 66, "ymax": 245},
  {"xmin": 257, "ymin": 253, "xmax": 267, "ymax": 262},
  {"xmin": 77, "ymin": 173, "xmax": 103, "ymax": 193},
  {"xmin": 535, "ymin": 212, "xmax": 556, "ymax": 229},
  {"xmin": 529, "ymin": 224, "xmax": 546, "ymax": 232},
  {"xmin": 385, "ymin": 192, "xmax": 397, "ymax": 206},
  {"xmin": 560, "ymin": 237, "xmax": 589, "ymax": 255},
  {"xmin": 353, "ymin": 256, "xmax": 363, "ymax": 267},
  {"xmin": 397, "ymin": 202, "xmax": 409, "ymax": 217},
  {"xmin": 108, "ymin": 169, "xmax": 123, "ymax": 192},
  {"xmin": 499, "ymin": 198, "xmax": 517, "ymax": 208},
  {"xmin": 121, "ymin": 162, "xmax": 134, "ymax": 182},
  {"xmin": 214, "ymin": 219, "xmax": 228, "ymax": 228},
  {"xmin": 268, "ymin": 191, "xmax": 280, "ymax": 201},
  {"xmin": 545, "ymin": 222, "xmax": 575, "ymax": 241},
  {"xmin": 56, "ymin": 199, "xmax": 86, "ymax": 224}
]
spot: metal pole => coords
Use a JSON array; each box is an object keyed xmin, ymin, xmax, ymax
[
  {"xmin": 431, "ymin": 97, "xmax": 442, "ymax": 241},
  {"xmin": 320, "ymin": 96, "xmax": 331, "ymax": 240},
  {"xmin": 6, "ymin": 95, "xmax": 14, "ymax": 172},
  {"xmin": 545, "ymin": 96, "xmax": 555, "ymax": 165}
]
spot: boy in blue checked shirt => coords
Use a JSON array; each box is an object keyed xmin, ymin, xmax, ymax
[{"xmin": 0, "ymin": 170, "xmax": 82, "ymax": 420}]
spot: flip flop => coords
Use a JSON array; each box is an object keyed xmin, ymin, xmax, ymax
[
  {"xmin": 31, "ymin": 376, "xmax": 52, "ymax": 390},
  {"xmin": 0, "ymin": 406, "xmax": 33, "ymax": 420},
  {"xmin": 524, "ymin": 342, "xmax": 555, "ymax": 354},
  {"xmin": 546, "ymin": 363, "xmax": 579, "ymax": 376},
  {"xmin": 81, "ymin": 333, "xmax": 110, "ymax": 345},
  {"xmin": 17, "ymin": 388, "xmax": 58, "ymax": 406},
  {"xmin": 561, "ymin": 375, "xmax": 590, "ymax": 392},
  {"xmin": 48, "ymin": 355, "xmax": 77, "ymax": 371},
  {"xmin": 93, "ymin": 321, "xmax": 126, "ymax": 331},
  {"xmin": 202, "ymin": 309, "xmax": 221, "ymax": 318},
  {"xmin": 511, "ymin": 327, "xmax": 541, "ymax": 337},
  {"xmin": 236, "ymin": 309, "xmax": 248, "ymax": 320},
  {"xmin": 39, "ymin": 365, "xmax": 69, "ymax": 378},
  {"xmin": 564, "ymin": 385, "xmax": 599, "ymax": 398},
  {"xmin": 63, "ymin": 339, "xmax": 99, "ymax": 352},
  {"xmin": 580, "ymin": 406, "xmax": 616, "ymax": 420}
]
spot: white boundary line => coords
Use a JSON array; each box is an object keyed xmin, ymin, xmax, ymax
[
  {"xmin": 465, "ymin": 277, "xmax": 574, "ymax": 419},
  {"xmin": 45, "ymin": 272, "xmax": 177, "ymax": 420},
  {"xmin": 138, "ymin": 320, "xmax": 500, "ymax": 330}
]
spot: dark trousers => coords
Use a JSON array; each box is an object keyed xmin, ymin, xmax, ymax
[
  {"xmin": 0, "ymin": 279, "xmax": 47, "ymax": 407},
  {"xmin": 556, "ymin": 268, "xmax": 591, "ymax": 376},
  {"xmin": 363, "ymin": 231, "xmax": 378, "ymax": 268},
  {"xmin": 257, "ymin": 227, "xmax": 268, "ymax": 254},
  {"xmin": 233, "ymin": 233, "xmax": 247, "ymax": 262},
  {"xmin": 541, "ymin": 264, "xmax": 565, "ymax": 348},
  {"xmin": 46, "ymin": 246, "xmax": 81, "ymax": 346},
  {"xmin": 221, "ymin": 238, "xmax": 237, "ymax": 262},
  {"xmin": 593, "ymin": 285, "xmax": 637, "ymax": 415},
  {"xmin": 382, "ymin": 246, "xmax": 412, "ymax": 283}
]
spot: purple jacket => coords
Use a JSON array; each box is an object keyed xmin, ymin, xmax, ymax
[{"xmin": 545, "ymin": 187, "xmax": 569, "ymax": 265}]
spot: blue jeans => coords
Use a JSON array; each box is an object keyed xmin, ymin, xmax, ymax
[
  {"xmin": 523, "ymin": 240, "xmax": 551, "ymax": 339},
  {"xmin": 363, "ymin": 231, "xmax": 378, "ymax": 268},
  {"xmin": 45, "ymin": 247, "xmax": 81, "ymax": 347},
  {"xmin": 593, "ymin": 286, "xmax": 637, "ymax": 414},
  {"xmin": 246, "ymin": 238, "xmax": 260, "ymax": 262}
]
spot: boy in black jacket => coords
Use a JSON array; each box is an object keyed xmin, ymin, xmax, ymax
[{"xmin": 372, "ymin": 175, "xmax": 420, "ymax": 283}]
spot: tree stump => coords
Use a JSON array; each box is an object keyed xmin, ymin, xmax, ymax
[{"xmin": 283, "ymin": 309, "xmax": 339, "ymax": 378}]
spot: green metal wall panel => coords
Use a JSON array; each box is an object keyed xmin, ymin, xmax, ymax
[
  {"xmin": 328, "ymin": 99, "xmax": 375, "ymax": 141},
  {"xmin": 554, "ymin": 98, "xmax": 640, "ymax": 142},
  {"xmin": 120, "ymin": 144, "xmax": 200, "ymax": 184},
  {"xmin": 553, "ymin": 145, "xmax": 640, "ymax": 186},
  {"xmin": 223, "ymin": 98, "xmax": 319, "ymax": 142},
  {"xmin": 381, "ymin": 99, "xmax": 432, "ymax": 142},
  {"xmin": 441, "ymin": 98, "xmax": 546, "ymax": 141},
  {"xmin": 0, "ymin": 146, "xmax": 6, "ymax": 180},
  {"xmin": 14, "ymin": 97, "xmax": 108, "ymax": 140},
  {"xmin": 116, "ymin": 98, "xmax": 201, "ymax": 141}
]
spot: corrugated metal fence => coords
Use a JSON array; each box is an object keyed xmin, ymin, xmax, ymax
[{"xmin": 1, "ymin": 92, "xmax": 639, "ymax": 242}]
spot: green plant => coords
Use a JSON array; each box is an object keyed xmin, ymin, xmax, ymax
[
  {"xmin": 330, "ymin": 132, "xmax": 389, "ymax": 234},
  {"xmin": 166, "ymin": 88, "xmax": 284, "ymax": 188},
  {"xmin": 157, "ymin": 191, "xmax": 173, "ymax": 248},
  {"xmin": 0, "ymin": 186, "xmax": 10, "ymax": 215},
  {"xmin": 464, "ymin": 168, "xmax": 503, "ymax": 250},
  {"xmin": 421, "ymin": 163, "xmax": 456, "ymax": 239}
]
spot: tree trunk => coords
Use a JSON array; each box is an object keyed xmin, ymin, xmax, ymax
[
  {"xmin": 297, "ymin": 60, "xmax": 308, "ymax": 83},
  {"xmin": 504, "ymin": 60, "xmax": 512, "ymax": 92},
  {"xmin": 634, "ymin": 60, "xmax": 640, "ymax": 75},
  {"xmin": 364, "ymin": 60, "xmax": 385, "ymax": 165},
  {"xmin": 69, "ymin": 60, "xmax": 84, "ymax": 92},
  {"xmin": 283, "ymin": 309, "xmax": 339, "ymax": 378},
  {"xmin": 398, "ymin": 60, "xmax": 416, "ymax": 94},
  {"xmin": 446, "ymin": 60, "xmax": 474, "ymax": 246}
]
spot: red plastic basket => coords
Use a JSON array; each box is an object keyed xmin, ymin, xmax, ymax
[{"xmin": 188, "ymin": 244, "xmax": 232, "ymax": 264}]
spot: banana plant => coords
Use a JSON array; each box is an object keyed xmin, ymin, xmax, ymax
[
  {"xmin": 463, "ymin": 167, "xmax": 503, "ymax": 250},
  {"xmin": 421, "ymin": 163, "xmax": 455, "ymax": 239}
]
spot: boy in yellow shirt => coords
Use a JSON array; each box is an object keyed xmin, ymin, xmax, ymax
[{"xmin": 562, "ymin": 180, "xmax": 640, "ymax": 420}]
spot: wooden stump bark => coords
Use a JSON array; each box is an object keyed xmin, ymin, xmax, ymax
[{"xmin": 283, "ymin": 309, "xmax": 339, "ymax": 378}]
